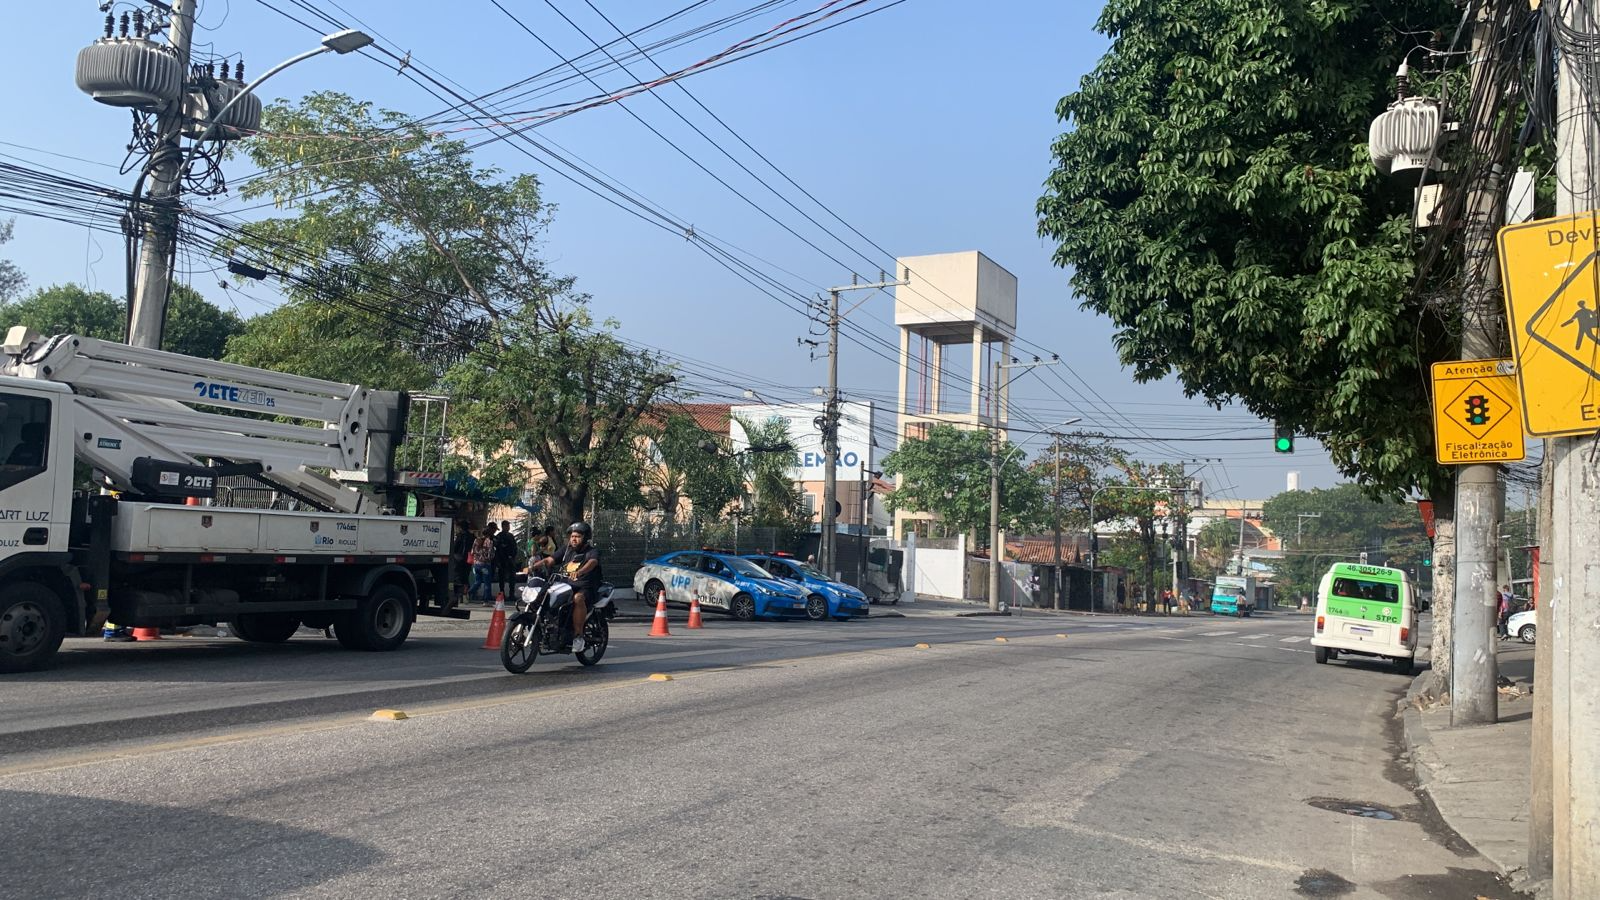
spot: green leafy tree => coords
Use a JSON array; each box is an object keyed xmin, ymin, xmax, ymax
[
  {"xmin": 233, "ymin": 93, "xmax": 675, "ymax": 520},
  {"xmin": 733, "ymin": 414, "xmax": 808, "ymax": 533},
  {"xmin": 882, "ymin": 424, "xmax": 1046, "ymax": 544},
  {"xmin": 1037, "ymin": 0, "xmax": 1458, "ymax": 502},
  {"xmin": 164, "ymin": 285, "xmax": 244, "ymax": 361},
  {"xmin": 0, "ymin": 219, "xmax": 26, "ymax": 302},
  {"xmin": 224, "ymin": 299, "xmax": 436, "ymax": 389},
  {"xmin": 445, "ymin": 310, "xmax": 677, "ymax": 525},
  {"xmin": 646, "ymin": 413, "xmax": 743, "ymax": 528},
  {"xmin": 1097, "ymin": 460, "xmax": 1188, "ymax": 610},
  {"xmin": 1262, "ymin": 484, "xmax": 1430, "ymax": 598},
  {"xmin": 0, "ymin": 283, "xmax": 240, "ymax": 360},
  {"xmin": 0, "ymin": 283, "xmax": 124, "ymax": 339}
]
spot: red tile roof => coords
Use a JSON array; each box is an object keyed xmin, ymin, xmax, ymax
[{"xmin": 645, "ymin": 403, "xmax": 732, "ymax": 434}]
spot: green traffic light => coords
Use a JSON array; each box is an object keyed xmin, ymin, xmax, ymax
[{"xmin": 1274, "ymin": 436, "xmax": 1293, "ymax": 453}]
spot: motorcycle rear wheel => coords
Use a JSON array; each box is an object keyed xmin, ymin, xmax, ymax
[
  {"xmin": 576, "ymin": 617, "xmax": 609, "ymax": 666},
  {"xmin": 501, "ymin": 616, "xmax": 541, "ymax": 673}
]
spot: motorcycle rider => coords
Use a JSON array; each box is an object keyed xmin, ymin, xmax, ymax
[{"xmin": 528, "ymin": 522, "xmax": 602, "ymax": 652}]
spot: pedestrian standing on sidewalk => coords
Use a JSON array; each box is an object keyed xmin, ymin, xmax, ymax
[
  {"xmin": 449, "ymin": 519, "xmax": 474, "ymax": 607},
  {"xmin": 493, "ymin": 519, "xmax": 520, "ymax": 599},
  {"xmin": 1496, "ymin": 585, "xmax": 1513, "ymax": 639},
  {"xmin": 469, "ymin": 524, "xmax": 496, "ymax": 604}
]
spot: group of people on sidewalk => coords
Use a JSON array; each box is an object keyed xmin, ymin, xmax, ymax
[{"xmin": 447, "ymin": 519, "xmax": 564, "ymax": 607}]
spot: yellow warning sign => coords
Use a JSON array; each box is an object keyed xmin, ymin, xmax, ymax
[
  {"xmin": 1430, "ymin": 359, "xmax": 1525, "ymax": 465},
  {"xmin": 1498, "ymin": 211, "xmax": 1600, "ymax": 436}
]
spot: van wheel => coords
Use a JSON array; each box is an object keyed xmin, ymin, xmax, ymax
[
  {"xmin": 1396, "ymin": 657, "xmax": 1415, "ymax": 675},
  {"xmin": 0, "ymin": 582, "xmax": 67, "ymax": 673},
  {"xmin": 1314, "ymin": 646, "xmax": 1329, "ymax": 665},
  {"xmin": 339, "ymin": 585, "xmax": 414, "ymax": 651}
]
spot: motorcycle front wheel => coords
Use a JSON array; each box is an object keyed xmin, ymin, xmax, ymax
[
  {"xmin": 575, "ymin": 617, "xmax": 609, "ymax": 666},
  {"xmin": 501, "ymin": 614, "xmax": 541, "ymax": 673}
]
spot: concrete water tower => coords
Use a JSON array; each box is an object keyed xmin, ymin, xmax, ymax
[{"xmin": 893, "ymin": 251, "xmax": 1018, "ymax": 536}]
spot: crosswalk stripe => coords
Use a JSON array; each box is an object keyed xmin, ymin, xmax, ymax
[
  {"xmin": 1200, "ymin": 630, "xmax": 1235, "ymax": 637},
  {"xmin": 1237, "ymin": 634, "xmax": 1266, "ymax": 641},
  {"xmin": 1280, "ymin": 636, "xmax": 1310, "ymax": 644}
]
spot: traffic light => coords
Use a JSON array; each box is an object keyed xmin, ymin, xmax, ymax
[{"xmin": 1274, "ymin": 422, "xmax": 1295, "ymax": 454}]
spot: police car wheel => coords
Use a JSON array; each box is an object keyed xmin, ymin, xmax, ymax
[
  {"xmin": 730, "ymin": 594, "xmax": 756, "ymax": 621},
  {"xmin": 643, "ymin": 580, "xmax": 664, "ymax": 606},
  {"xmin": 804, "ymin": 595, "xmax": 828, "ymax": 621}
]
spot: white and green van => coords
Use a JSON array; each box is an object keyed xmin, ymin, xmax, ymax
[{"xmin": 1311, "ymin": 563, "xmax": 1419, "ymax": 675}]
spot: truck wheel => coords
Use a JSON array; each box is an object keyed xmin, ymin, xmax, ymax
[
  {"xmin": 230, "ymin": 613, "xmax": 300, "ymax": 643},
  {"xmin": 0, "ymin": 582, "xmax": 67, "ymax": 673},
  {"xmin": 342, "ymin": 584, "xmax": 414, "ymax": 651}
]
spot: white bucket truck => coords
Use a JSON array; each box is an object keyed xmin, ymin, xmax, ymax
[{"xmin": 0, "ymin": 330, "xmax": 464, "ymax": 672}]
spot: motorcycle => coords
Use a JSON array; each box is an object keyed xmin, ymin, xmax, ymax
[{"xmin": 500, "ymin": 574, "xmax": 616, "ymax": 674}]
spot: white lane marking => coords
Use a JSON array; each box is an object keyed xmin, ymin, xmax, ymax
[
  {"xmin": 1199, "ymin": 630, "xmax": 1235, "ymax": 637},
  {"xmin": 1237, "ymin": 634, "xmax": 1267, "ymax": 641},
  {"xmin": 1087, "ymin": 623, "xmax": 1123, "ymax": 628},
  {"xmin": 1280, "ymin": 636, "xmax": 1310, "ymax": 643}
]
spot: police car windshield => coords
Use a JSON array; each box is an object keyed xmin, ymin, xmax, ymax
[
  {"xmin": 724, "ymin": 557, "xmax": 773, "ymax": 578},
  {"xmin": 789, "ymin": 561, "xmax": 829, "ymax": 580}
]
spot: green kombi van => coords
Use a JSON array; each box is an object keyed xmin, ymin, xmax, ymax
[{"xmin": 1311, "ymin": 563, "xmax": 1419, "ymax": 675}]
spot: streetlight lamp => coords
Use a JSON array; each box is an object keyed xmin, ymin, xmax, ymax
[
  {"xmin": 128, "ymin": 28, "xmax": 375, "ymax": 349},
  {"xmin": 182, "ymin": 29, "xmax": 374, "ymax": 163}
]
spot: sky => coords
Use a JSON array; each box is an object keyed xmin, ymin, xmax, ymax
[{"xmin": 0, "ymin": 0, "xmax": 1347, "ymax": 503}]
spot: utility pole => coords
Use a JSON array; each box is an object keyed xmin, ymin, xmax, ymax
[
  {"xmin": 128, "ymin": 0, "xmax": 196, "ymax": 350},
  {"xmin": 1550, "ymin": 1, "xmax": 1600, "ymax": 892},
  {"xmin": 986, "ymin": 358, "xmax": 1056, "ymax": 611},
  {"xmin": 1451, "ymin": 0, "xmax": 1514, "ymax": 728},
  {"xmin": 1052, "ymin": 438, "xmax": 1063, "ymax": 611},
  {"xmin": 820, "ymin": 272, "xmax": 906, "ymax": 577}
]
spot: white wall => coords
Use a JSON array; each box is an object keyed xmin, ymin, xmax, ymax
[{"xmin": 913, "ymin": 533, "xmax": 968, "ymax": 600}]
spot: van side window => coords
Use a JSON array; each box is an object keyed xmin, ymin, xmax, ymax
[{"xmin": 0, "ymin": 393, "xmax": 51, "ymax": 491}]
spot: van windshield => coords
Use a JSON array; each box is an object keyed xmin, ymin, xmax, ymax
[{"xmin": 1331, "ymin": 577, "xmax": 1399, "ymax": 604}]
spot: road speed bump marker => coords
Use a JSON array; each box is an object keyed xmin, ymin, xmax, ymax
[
  {"xmin": 994, "ymin": 636, "xmax": 1009, "ymax": 643},
  {"xmin": 647, "ymin": 673, "xmax": 674, "ymax": 682},
  {"xmin": 914, "ymin": 642, "xmax": 932, "ymax": 650},
  {"xmin": 1056, "ymin": 633, "xmax": 1069, "ymax": 639},
  {"xmin": 370, "ymin": 709, "xmax": 409, "ymax": 721}
]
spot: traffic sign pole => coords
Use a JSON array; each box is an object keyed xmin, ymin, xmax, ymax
[{"xmin": 1450, "ymin": 3, "xmax": 1514, "ymax": 731}]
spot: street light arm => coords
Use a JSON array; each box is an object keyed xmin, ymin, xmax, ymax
[{"xmin": 177, "ymin": 29, "xmax": 372, "ymax": 175}]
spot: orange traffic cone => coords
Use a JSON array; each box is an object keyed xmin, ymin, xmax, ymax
[
  {"xmin": 648, "ymin": 592, "xmax": 672, "ymax": 637},
  {"xmin": 132, "ymin": 626, "xmax": 161, "ymax": 641},
  {"xmin": 481, "ymin": 592, "xmax": 507, "ymax": 649},
  {"xmin": 686, "ymin": 595, "xmax": 703, "ymax": 629}
]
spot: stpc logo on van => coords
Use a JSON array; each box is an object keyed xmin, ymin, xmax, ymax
[{"xmin": 193, "ymin": 381, "xmax": 277, "ymax": 408}]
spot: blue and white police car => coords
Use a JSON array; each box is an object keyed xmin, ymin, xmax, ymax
[
  {"xmin": 743, "ymin": 553, "xmax": 870, "ymax": 621},
  {"xmin": 633, "ymin": 550, "xmax": 808, "ymax": 621}
]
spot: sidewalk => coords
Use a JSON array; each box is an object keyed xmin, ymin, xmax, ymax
[{"xmin": 1401, "ymin": 635, "xmax": 1538, "ymax": 891}]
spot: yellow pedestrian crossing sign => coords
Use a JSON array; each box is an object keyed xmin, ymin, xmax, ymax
[
  {"xmin": 1498, "ymin": 211, "xmax": 1600, "ymax": 435},
  {"xmin": 1430, "ymin": 359, "xmax": 1525, "ymax": 465}
]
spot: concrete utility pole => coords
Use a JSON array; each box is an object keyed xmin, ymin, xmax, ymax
[
  {"xmin": 1549, "ymin": 1, "xmax": 1600, "ymax": 891},
  {"xmin": 985, "ymin": 358, "xmax": 1056, "ymax": 611},
  {"xmin": 128, "ymin": 0, "xmax": 196, "ymax": 350},
  {"xmin": 1450, "ymin": 0, "xmax": 1513, "ymax": 727},
  {"xmin": 820, "ymin": 273, "xmax": 906, "ymax": 576},
  {"xmin": 1053, "ymin": 439, "xmax": 1064, "ymax": 610}
]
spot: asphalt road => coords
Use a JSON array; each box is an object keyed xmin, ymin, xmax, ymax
[{"xmin": 0, "ymin": 608, "xmax": 1526, "ymax": 899}]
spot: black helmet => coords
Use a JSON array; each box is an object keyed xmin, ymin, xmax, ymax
[{"xmin": 567, "ymin": 521, "xmax": 592, "ymax": 540}]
